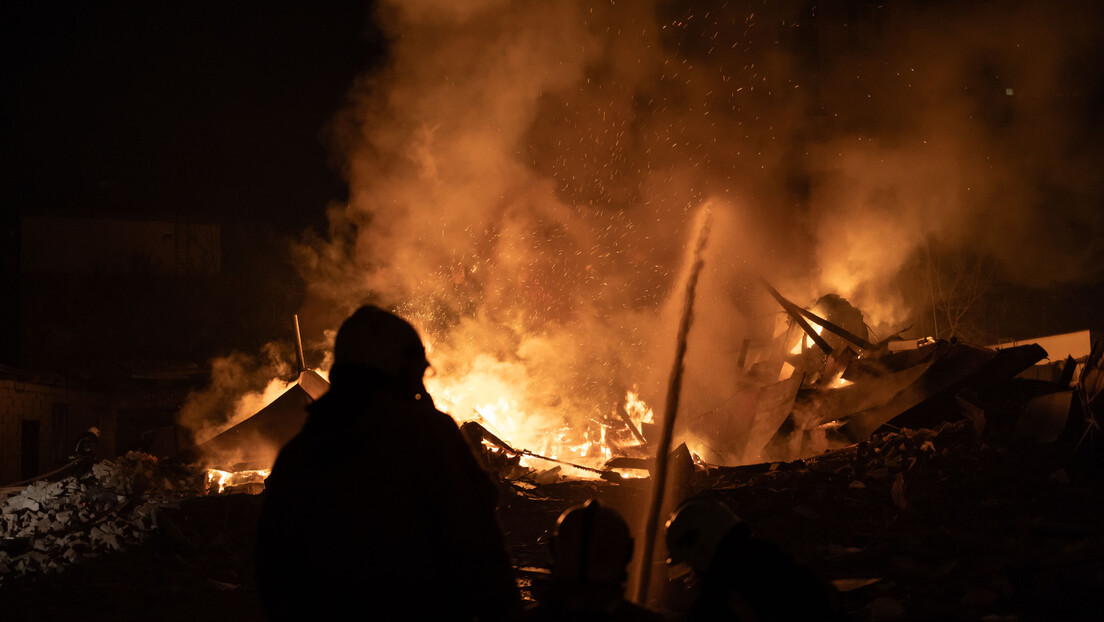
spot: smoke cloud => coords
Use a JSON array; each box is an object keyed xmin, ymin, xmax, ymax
[
  {"xmin": 177, "ymin": 342, "xmax": 297, "ymax": 447},
  {"xmin": 806, "ymin": 0, "xmax": 1104, "ymax": 328},
  {"xmin": 284, "ymin": 0, "xmax": 1103, "ymax": 466}
]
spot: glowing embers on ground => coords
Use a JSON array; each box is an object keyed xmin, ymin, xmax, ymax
[{"xmin": 205, "ymin": 468, "xmax": 271, "ymax": 495}]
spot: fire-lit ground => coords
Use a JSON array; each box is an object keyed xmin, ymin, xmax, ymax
[{"xmin": 4, "ymin": 412, "xmax": 1102, "ymax": 621}]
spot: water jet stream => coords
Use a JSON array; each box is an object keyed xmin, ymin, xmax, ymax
[{"xmin": 633, "ymin": 207, "xmax": 712, "ymax": 604}]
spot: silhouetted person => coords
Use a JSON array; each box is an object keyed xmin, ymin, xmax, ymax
[
  {"xmin": 526, "ymin": 499, "xmax": 666, "ymax": 622},
  {"xmin": 665, "ymin": 496, "xmax": 844, "ymax": 622},
  {"xmin": 256, "ymin": 305, "xmax": 522, "ymax": 621}
]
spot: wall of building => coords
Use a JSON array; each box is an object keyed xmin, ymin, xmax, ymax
[
  {"xmin": 6, "ymin": 214, "xmax": 305, "ymax": 371},
  {"xmin": 0, "ymin": 378, "xmax": 114, "ymax": 485}
]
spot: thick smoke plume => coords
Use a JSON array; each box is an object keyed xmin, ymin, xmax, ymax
[
  {"xmin": 287, "ymin": 0, "xmax": 1103, "ymax": 466},
  {"xmin": 807, "ymin": 0, "xmax": 1104, "ymax": 331},
  {"xmin": 127, "ymin": 0, "xmax": 1094, "ymax": 472}
]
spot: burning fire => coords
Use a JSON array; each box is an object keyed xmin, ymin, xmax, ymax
[
  {"xmin": 205, "ymin": 468, "xmax": 271, "ymax": 495},
  {"xmin": 183, "ymin": 0, "xmax": 1100, "ymax": 481},
  {"xmin": 428, "ymin": 367, "xmax": 655, "ymax": 474},
  {"xmin": 624, "ymin": 389, "xmax": 656, "ymax": 431},
  {"xmin": 789, "ymin": 323, "xmax": 825, "ymax": 355}
]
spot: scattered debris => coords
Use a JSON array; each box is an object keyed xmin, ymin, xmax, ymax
[
  {"xmin": 0, "ymin": 452, "xmax": 222, "ymax": 587},
  {"xmin": 673, "ymin": 284, "xmax": 1050, "ymax": 465},
  {"xmin": 3, "ymin": 290, "xmax": 1100, "ymax": 621}
]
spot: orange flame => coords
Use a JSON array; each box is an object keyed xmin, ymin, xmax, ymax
[{"xmin": 205, "ymin": 468, "xmax": 271, "ymax": 494}]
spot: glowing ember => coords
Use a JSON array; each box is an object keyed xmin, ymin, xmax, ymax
[{"xmin": 205, "ymin": 468, "xmax": 271, "ymax": 495}]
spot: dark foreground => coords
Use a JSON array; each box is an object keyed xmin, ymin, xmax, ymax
[{"xmin": 3, "ymin": 416, "xmax": 1103, "ymax": 621}]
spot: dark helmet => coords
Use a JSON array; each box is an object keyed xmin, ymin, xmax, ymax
[
  {"xmin": 332, "ymin": 306, "xmax": 429, "ymax": 385},
  {"xmin": 665, "ymin": 496, "xmax": 741, "ymax": 576},
  {"xmin": 551, "ymin": 499, "xmax": 634, "ymax": 585}
]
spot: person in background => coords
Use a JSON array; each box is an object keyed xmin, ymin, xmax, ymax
[
  {"xmin": 665, "ymin": 495, "xmax": 845, "ymax": 621},
  {"xmin": 256, "ymin": 305, "xmax": 522, "ymax": 621},
  {"xmin": 70, "ymin": 426, "xmax": 101, "ymax": 465},
  {"xmin": 526, "ymin": 499, "xmax": 666, "ymax": 622}
]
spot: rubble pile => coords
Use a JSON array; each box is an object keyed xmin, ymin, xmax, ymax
[
  {"xmin": 0, "ymin": 452, "xmax": 210, "ymax": 586},
  {"xmin": 674, "ymin": 416, "xmax": 1104, "ymax": 621},
  {"xmin": 0, "ymin": 304, "xmax": 1098, "ymax": 619},
  {"xmin": 1, "ymin": 401, "xmax": 1100, "ymax": 621}
]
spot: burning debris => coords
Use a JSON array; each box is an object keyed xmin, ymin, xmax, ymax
[
  {"xmin": 667, "ymin": 283, "xmax": 1049, "ymax": 469},
  {"xmin": 275, "ymin": 0, "xmax": 1104, "ymax": 501},
  {"xmin": 417, "ymin": 282, "xmax": 1049, "ymax": 490},
  {"xmin": 168, "ymin": 287, "xmax": 1056, "ymax": 501},
  {"xmin": 3, "ymin": 302, "xmax": 1100, "ymax": 620}
]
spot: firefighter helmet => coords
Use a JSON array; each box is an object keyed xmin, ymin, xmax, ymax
[
  {"xmin": 665, "ymin": 496, "xmax": 742, "ymax": 575},
  {"xmin": 551, "ymin": 499, "xmax": 634, "ymax": 585}
]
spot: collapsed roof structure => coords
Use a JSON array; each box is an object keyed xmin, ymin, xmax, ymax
[
  {"xmin": 674, "ymin": 283, "xmax": 1048, "ymax": 467},
  {"xmin": 190, "ymin": 370, "xmax": 329, "ymax": 470}
]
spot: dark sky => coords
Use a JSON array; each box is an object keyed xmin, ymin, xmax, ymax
[{"xmin": 3, "ymin": 1, "xmax": 383, "ymax": 234}]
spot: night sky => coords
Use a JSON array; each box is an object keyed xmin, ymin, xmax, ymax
[{"xmin": 3, "ymin": 1, "xmax": 382, "ymax": 234}]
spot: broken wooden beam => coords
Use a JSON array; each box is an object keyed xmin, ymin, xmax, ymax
[
  {"xmin": 761, "ymin": 280, "xmax": 835, "ymax": 357},
  {"xmin": 796, "ymin": 306, "xmax": 876, "ymax": 351}
]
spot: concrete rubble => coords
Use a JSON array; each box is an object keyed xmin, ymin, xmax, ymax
[{"xmin": 0, "ymin": 452, "xmax": 217, "ymax": 586}]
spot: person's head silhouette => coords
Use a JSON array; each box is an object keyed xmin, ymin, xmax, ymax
[
  {"xmin": 551, "ymin": 499, "xmax": 635, "ymax": 588},
  {"xmin": 330, "ymin": 305, "xmax": 430, "ymax": 398}
]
